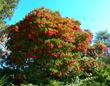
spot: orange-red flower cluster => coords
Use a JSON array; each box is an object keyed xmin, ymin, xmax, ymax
[{"xmin": 8, "ymin": 7, "xmax": 93, "ymax": 78}]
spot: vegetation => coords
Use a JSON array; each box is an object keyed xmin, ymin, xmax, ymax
[
  {"xmin": 0, "ymin": 0, "xmax": 19, "ymax": 29},
  {"xmin": 0, "ymin": 7, "xmax": 110, "ymax": 86},
  {"xmin": 94, "ymin": 30, "xmax": 110, "ymax": 56},
  {"xmin": 0, "ymin": 0, "xmax": 19, "ymax": 61},
  {"xmin": 95, "ymin": 30, "xmax": 110, "ymax": 45}
]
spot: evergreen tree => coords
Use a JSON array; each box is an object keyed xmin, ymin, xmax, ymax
[
  {"xmin": 0, "ymin": 0, "xmax": 19, "ymax": 29},
  {"xmin": 94, "ymin": 30, "xmax": 110, "ymax": 55}
]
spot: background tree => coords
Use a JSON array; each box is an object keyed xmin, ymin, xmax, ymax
[
  {"xmin": 0, "ymin": 0, "xmax": 19, "ymax": 58},
  {"xmin": 0, "ymin": 0, "xmax": 19, "ymax": 29},
  {"xmin": 95, "ymin": 30, "xmax": 110, "ymax": 45},
  {"xmin": 0, "ymin": 0, "xmax": 20, "ymax": 72},
  {"xmin": 94, "ymin": 30, "xmax": 110, "ymax": 56}
]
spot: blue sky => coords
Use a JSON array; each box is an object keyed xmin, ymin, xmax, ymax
[{"xmin": 6, "ymin": 0, "xmax": 110, "ymax": 34}]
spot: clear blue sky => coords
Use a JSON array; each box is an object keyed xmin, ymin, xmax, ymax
[{"xmin": 6, "ymin": 0, "xmax": 110, "ymax": 33}]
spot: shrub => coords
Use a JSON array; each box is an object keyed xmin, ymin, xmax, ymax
[{"xmin": 77, "ymin": 64, "xmax": 110, "ymax": 86}]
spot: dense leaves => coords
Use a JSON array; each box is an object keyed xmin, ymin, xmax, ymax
[
  {"xmin": 0, "ymin": 0, "xmax": 19, "ymax": 29},
  {"xmin": 3, "ymin": 7, "xmax": 107, "ymax": 85},
  {"xmin": 7, "ymin": 7, "xmax": 94, "ymax": 79},
  {"xmin": 94, "ymin": 30, "xmax": 110, "ymax": 56},
  {"xmin": 87, "ymin": 41, "xmax": 107, "ymax": 58}
]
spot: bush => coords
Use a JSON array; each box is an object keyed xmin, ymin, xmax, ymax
[{"xmin": 75, "ymin": 64, "xmax": 110, "ymax": 86}]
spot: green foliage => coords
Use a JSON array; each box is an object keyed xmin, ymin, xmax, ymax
[
  {"xmin": 21, "ymin": 80, "xmax": 64, "ymax": 86},
  {"xmin": 0, "ymin": 0, "xmax": 19, "ymax": 29},
  {"xmin": 95, "ymin": 30, "xmax": 110, "ymax": 45},
  {"xmin": 87, "ymin": 40, "xmax": 107, "ymax": 58},
  {"xmin": 0, "ymin": 75, "xmax": 13, "ymax": 86},
  {"xmin": 94, "ymin": 64, "xmax": 110, "ymax": 85},
  {"xmin": 74, "ymin": 64, "xmax": 110, "ymax": 86},
  {"xmin": 0, "ymin": 76, "xmax": 6, "ymax": 86},
  {"xmin": 94, "ymin": 30, "xmax": 110, "ymax": 56},
  {"xmin": 103, "ymin": 56, "xmax": 110, "ymax": 64},
  {"xmin": 1, "ymin": 7, "xmax": 109, "ymax": 86}
]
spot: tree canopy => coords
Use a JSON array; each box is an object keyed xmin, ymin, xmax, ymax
[
  {"xmin": 5, "ymin": 7, "xmax": 105, "ymax": 85},
  {"xmin": 95, "ymin": 30, "xmax": 110, "ymax": 46},
  {"xmin": 0, "ymin": 6, "xmax": 109, "ymax": 86},
  {"xmin": 0, "ymin": 0, "xmax": 19, "ymax": 29},
  {"xmin": 94, "ymin": 30, "xmax": 110, "ymax": 56}
]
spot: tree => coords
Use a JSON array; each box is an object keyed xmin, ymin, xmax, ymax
[
  {"xmin": 6, "ymin": 7, "xmax": 98, "ymax": 84},
  {"xmin": 95, "ymin": 30, "xmax": 110, "ymax": 46},
  {"xmin": 0, "ymin": 0, "xmax": 19, "ymax": 69},
  {"xmin": 0, "ymin": 0, "xmax": 19, "ymax": 56},
  {"xmin": 94, "ymin": 30, "xmax": 110, "ymax": 56},
  {"xmin": 0, "ymin": 7, "xmax": 106, "ymax": 85},
  {"xmin": 0, "ymin": 0, "xmax": 19, "ymax": 29}
]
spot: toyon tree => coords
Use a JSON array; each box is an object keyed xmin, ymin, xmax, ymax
[{"xmin": 6, "ymin": 7, "xmax": 106, "ymax": 84}]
